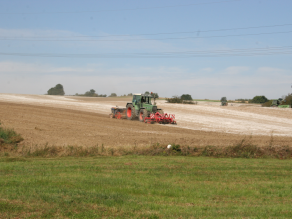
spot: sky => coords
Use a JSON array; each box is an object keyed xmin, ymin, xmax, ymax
[{"xmin": 0, "ymin": 0, "xmax": 291, "ymax": 99}]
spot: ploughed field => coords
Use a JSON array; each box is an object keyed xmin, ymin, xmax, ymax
[{"xmin": 0, "ymin": 94, "xmax": 292, "ymax": 147}]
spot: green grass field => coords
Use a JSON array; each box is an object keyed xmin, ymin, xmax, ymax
[{"xmin": 1, "ymin": 156, "xmax": 292, "ymax": 218}]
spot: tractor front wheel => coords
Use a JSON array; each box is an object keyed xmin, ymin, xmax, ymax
[
  {"xmin": 126, "ymin": 104, "xmax": 137, "ymax": 120},
  {"xmin": 139, "ymin": 109, "xmax": 148, "ymax": 122}
]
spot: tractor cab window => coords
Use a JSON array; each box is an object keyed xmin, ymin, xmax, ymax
[
  {"xmin": 142, "ymin": 96, "xmax": 152, "ymax": 105},
  {"xmin": 149, "ymin": 97, "xmax": 152, "ymax": 104},
  {"xmin": 134, "ymin": 95, "xmax": 141, "ymax": 104},
  {"xmin": 141, "ymin": 96, "xmax": 146, "ymax": 103},
  {"xmin": 146, "ymin": 97, "xmax": 151, "ymax": 104}
]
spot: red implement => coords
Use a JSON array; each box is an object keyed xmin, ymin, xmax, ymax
[
  {"xmin": 110, "ymin": 107, "xmax": 126, "ymax": 119},
  {"xmin": 115, "ymin": 112, "xmax": 122, "ymax": 119},
  {"xmin": 144, "ymin": 112, "xmax": 176, "ymax": 124}
]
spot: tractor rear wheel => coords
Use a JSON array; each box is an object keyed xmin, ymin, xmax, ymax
[
  {"xmin": 126, "ymin": 104, "xmax": 136, "ymax": 120},
  {"xmin": 158, "ymin": 109, "xmax": 164, "ymax": 115},
  {"xmin": 139, "ymin": 109, "xmax": 148, "ymax": 122}
]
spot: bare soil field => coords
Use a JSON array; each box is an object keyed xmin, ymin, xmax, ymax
[{"xmin": 0, "ymin": 94, "xmax": 291, "ymax": 147}]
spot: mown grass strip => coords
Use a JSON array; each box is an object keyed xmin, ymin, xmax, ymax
[{"xmin": 0, "ymin": 156, "xmax": 292, "ymax": 218}]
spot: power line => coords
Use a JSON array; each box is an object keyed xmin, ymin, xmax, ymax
[
  {"xmin": 0, "ymin": 46, "xmax": 291, "ymax": 58},
  {"xmin": 1, "ymin": 23, "xmax": 292, "ymax": 39},
  {"xmin": 1, "ymin": 51, "xmax": 290, "ymax": 58},
  {"xmin": 1, "ymin": 30, "xmax": 291, "ymax": 42},
  {"xmin": 0, "ymin": 0, "xmax": 241, "ymax": 15}
]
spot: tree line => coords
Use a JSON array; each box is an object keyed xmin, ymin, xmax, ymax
[
  {"xmin": 75, "ymin": 89, "xmax": 107, "ymax": 97},
  {"xmin": 166, "ymin": 94, "xmax": 194, "ymax": 104},
  {"xmin": 46, "ymin": 84, "xmax": 160, "ymax": 98},
  {"xmin": 46, "ymin": 84, "xmax": 292, "ymax": 107}
]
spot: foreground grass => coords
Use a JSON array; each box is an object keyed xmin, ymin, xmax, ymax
[{"xmin": 1, "ymin": 156, "xmax": 292, "ymax": 218}]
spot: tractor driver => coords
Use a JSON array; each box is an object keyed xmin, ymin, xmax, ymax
[
  {"xmin": 136, "ymin": 95, "xmax": 141, "ymax": 104},
  {"xmin": 133, "ymin": 95, "xmax": 141, "ymax": 105}
]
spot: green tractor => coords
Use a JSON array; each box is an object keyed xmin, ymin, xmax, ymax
[
  {"xmin": 271, "ymin": 98, "xmax": 283, "ymax": 107},
  {"xmin": 126, "ymin": 93, "xmax": 164, "ymax": 122},
  {"xmin": 271, "ymin": 98, "xmax": 290, "ymax": 108}
]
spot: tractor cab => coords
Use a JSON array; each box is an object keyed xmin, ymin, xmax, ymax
[
  {"xmin": 132, "ymin": 94, "xmax": 153, "ymax": 107},
  {"xmin": 271, "ymin": 98, "xmax": 283, "ymax": 107},
  {"xmin": 141, "ymin": 95, "xmax": 152, "ymax": 105},
  {"xmin": 271, "ymin": 99, "xmax": 278, "ymax": 107}
]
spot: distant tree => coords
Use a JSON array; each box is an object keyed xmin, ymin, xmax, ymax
[
  {"xmin": 282, "ymin": 95, "xmax": 287, "ymax": 100},
  {"xmin": 262, "ymin": 100, "xmax": 273, "ymax": 107},
  {"xmin": 249, "ymin": 95, "xmax": 269, "ymax": 104},
  {"xmin": 166, "ymin": 95, "xmax": 194, "ymax": 104},
  {"xmin": 152, "ymin": 93, "xmax": 159, "ymax": 99},
  {"xmin": 220, "ymin": 97, "xmax": 227, "ymax": 102},
  {"xmin": 75, "ymin": 90, "xmax": 107, "ymax": 97},
  {"xmin": 47, "ymin": 84, "xmax": 65, "ymax": 95},
  {"xmin": 166, "ymin": 96, "xmax": 183, "ymax": 103},
  {"xmin": 127, "ymin": 93, "xmax": 133, "ymax": 96},
  {"xmin": 181, "ymin": 94, "xmax": 193, "ymax": 101},
  {"xmin": 144, "ymin": 91, "xmax": 150, "ymax": 95},
  {"xmin": 109, "ymin": 93, "xmax": 117, "ymax": 97},
  {"xmin": 283, "ymin": 93, "xmax": 292, "ymax": 106},
  {"xmin": 84, "ymin": 89, "xmax": 98, "ymax": 97}
]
